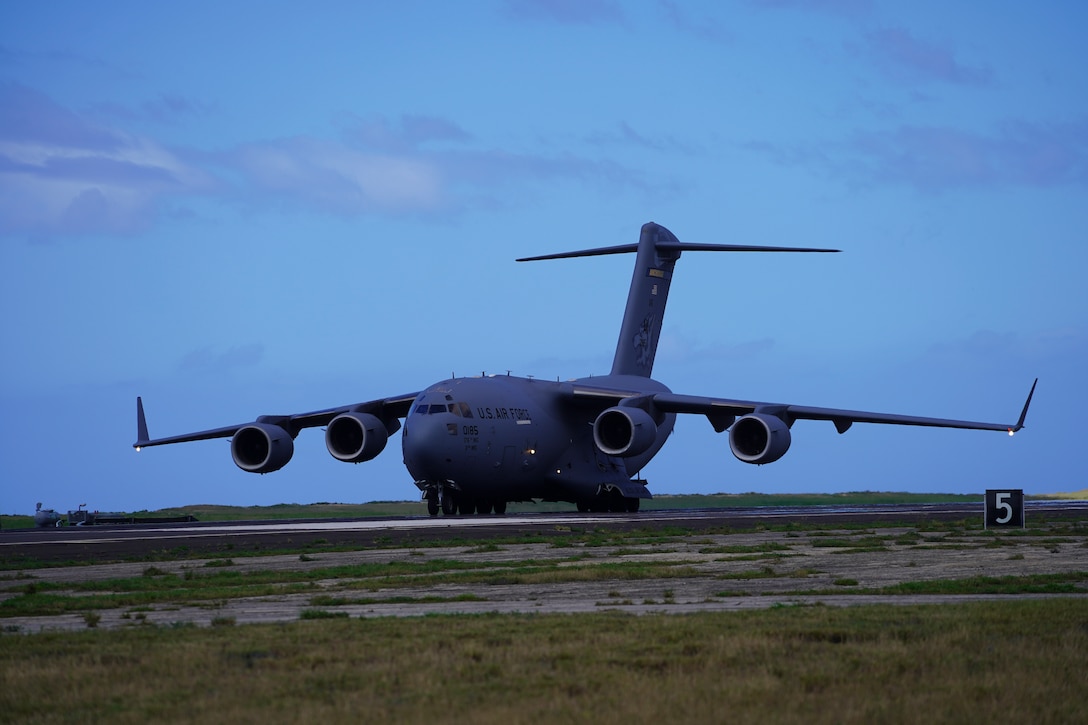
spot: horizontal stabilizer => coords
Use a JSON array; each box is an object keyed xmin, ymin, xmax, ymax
[{"xmin": 517, "ymin": 241, "xmax": 839, "ymax": 262}]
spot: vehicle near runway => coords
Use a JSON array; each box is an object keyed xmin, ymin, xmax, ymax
[
  {"xmin": 34, "ymin": 502, "xmax": 63, "ymax": 528},
  {"xmin": 134, "ymin": 222, "xmax": 1036, "ymax": 516},
  {"xmin": 31, "ymin": 503, "xmax": 199, "ymax": 527}
]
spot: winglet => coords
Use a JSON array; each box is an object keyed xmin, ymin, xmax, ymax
[
  {"xmin": 136, "ymin": 396, "xmax": 149, "ymax": 449},
  {"xmin": 1010, "ymin": 378, "xmax": 1037, "ymax": 433}
]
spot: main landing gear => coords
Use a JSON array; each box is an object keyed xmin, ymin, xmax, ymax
[{"xmin": 425, "ymin": 487, "xmax": 507, "ymax": 518}]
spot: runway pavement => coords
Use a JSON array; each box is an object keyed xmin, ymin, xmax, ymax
[{"xmin": 3, "ymin": 500, "xmax": 1087, "ymax": 564}]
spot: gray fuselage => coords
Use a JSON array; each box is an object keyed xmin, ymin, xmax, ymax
[{"xmin": 402, "ymin": 374, "xmax": 675, "ymax": 502}]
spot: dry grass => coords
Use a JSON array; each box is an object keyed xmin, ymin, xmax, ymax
[{"xmin": 2, "ymin": 600, "xmax": 1087, "ymax": 724}]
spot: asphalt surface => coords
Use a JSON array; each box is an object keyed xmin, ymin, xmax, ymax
[{"xmin": 3, "ymin": 501, "xmax": 1087, "ymax": 564}]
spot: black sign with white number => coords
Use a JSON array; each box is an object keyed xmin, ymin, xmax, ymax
[{"xmin": 985, "ymin": 489, "xmax": 1024, "ymax": 529}]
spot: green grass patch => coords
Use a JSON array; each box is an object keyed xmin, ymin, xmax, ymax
[
  {"xmin": 874, "ymin": 573, "xmax": 1088, "ymax": 596},
  {"xmin": 699, "ymin": 542, "xmax": 791, "ymax": 555},
  {"xmin": 0, "ymin": 556, "xmax": 706, "ymax": 619},
  {"xmin": 2, "ymin": 601, "xmax": 1086, "ymax": 722},
  {"xmin": 299, "ymin": 609, "xmax": 349, "ymax": 620}
]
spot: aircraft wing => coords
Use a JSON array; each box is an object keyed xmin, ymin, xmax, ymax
[
  {"xmin": 650, "ymin": 378, "xmax": 1037, "ymax": 435},
  {"xmin": 134, "ymin": 393, "xmax": 419, "ymax": 449}
]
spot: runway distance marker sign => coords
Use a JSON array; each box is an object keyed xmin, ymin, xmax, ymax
[{"xmin": 984, "ymin": 489, "xmax": 1024, "ymax": 529}]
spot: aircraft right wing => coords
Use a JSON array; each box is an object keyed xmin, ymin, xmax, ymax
[
  {"xmin": 651, "ymin": 379, "xmax": 1038, "ymax": 435},
  {"xmin": 644, "ymin": 379, "xmax": 1037, "ymax": 465}
]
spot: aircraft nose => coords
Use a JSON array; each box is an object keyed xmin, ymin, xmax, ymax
[{"xmin": 403, "ymin": 414, "xmax": 458, "ymax": 479}]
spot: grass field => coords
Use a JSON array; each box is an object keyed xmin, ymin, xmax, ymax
[
  {"xmin": 2, "ymin": 601, "xmax": 1086, "ymax": 723},
  {"xmin": 3, "ymin": 496, "xmax": 1085, "ymax": 722}
]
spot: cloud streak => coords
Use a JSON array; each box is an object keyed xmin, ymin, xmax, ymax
[
  {"xmin": 860, "ymin": 28, "xmax": 992, "ymax": 86},
  {"xmin": 747, "ymin": 119, "xmax": 1088, "ymax": 191},
  {"xmin": 0, "ymin": 82, "xmax": 216, "ymax": 239},
  {"xmin": 229, "ymin": 136, "xmax": 447, "ymax": 215},
  {"xmin": 750, "ymin": 0, "xmax": 873, "ymax": 17},
  {"xmin": 0, "ymin": 86, "xmax": 643, "ymax": 239}
]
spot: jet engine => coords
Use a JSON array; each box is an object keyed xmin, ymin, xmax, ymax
[
  {"xmin": 593, "ymin": 406, "xmax": 658, "ymax": 458},
  {"xmin": 326, "ymin": 412, "xmax": 389, "ymax": 463},
  {"xmin": 729, "ymin": 413, "xmax": 791, "ymax": 464},
  {"xmin": 231, "ymin": 423, "xmax": 295, "ymax": 473}
]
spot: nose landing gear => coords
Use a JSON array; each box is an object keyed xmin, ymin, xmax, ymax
[
  {"xmin": 577, "ymin": 485, "xmax": 642, "ymax": 513},
  {"xmin": 420, "ymin": 482, "xmax": 507, "ymax": 517}
]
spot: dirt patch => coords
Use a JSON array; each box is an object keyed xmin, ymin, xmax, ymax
[{"xmin": 3, "ymin": 526, "xmax": 1086, "ymax": 632}]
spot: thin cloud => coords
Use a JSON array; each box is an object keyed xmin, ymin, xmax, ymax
[
  {"xmin": 860, "ymin": 28, "xmax": 992, "ymax": 86},
  {"xmin": 226, "ymin": 121, "xmax": 639, "ymax": 217},
  {"xmin": 844, "ymin": 122, "xmax": 1088, "ymax": 190},
  {"xmin": 658, "ymin": 1, "xmax": 732, "ymax": 44},
  {"xmin": 746, "ymin": 119, "xmax": 1088, "ymax": 191},
  {"xmin": 338, "ymin": 113, "xmax": 473, "ymax": 153},
  {"xmin": 229, "ymin": 136, "xmax": 448, "ymax": 215},
  {"xmin": 750, "ymin": 0, "xmax": 873, "ymax": 17},
  {"xmin": 927, "ymin": 327, "xmax": 1087, "ymax": 366},
  {"xmin": 585, "ymin": 121, "xmax": 697, "ymax": 154},
  {"xmin": 0, "ymin": 84, "xmax": 657, "ymax": 237},
  {"xmin": 0, "ymin": 82, "xmax": 216, "ymax": 239},
  {"xmin": 91, "ymin": 94, "xmax": 216, "ymax": 125}
]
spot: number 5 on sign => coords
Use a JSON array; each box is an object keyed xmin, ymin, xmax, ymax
[{"xmin": 985, "ymin": 489, "xmax": 1024, "ymax": 529}]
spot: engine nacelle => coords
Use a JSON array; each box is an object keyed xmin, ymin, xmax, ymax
[
  {"xmin": 593, "ymin": 406, "xmax": 658, "ymax": 458},
  {"xmin": 231, "ymin": 423, "xmax": 295, "ymax": 473},
  {"xmin": 729, "ymin": 413, "xmax": 792, "ymax": 464},
  {"xmin": 326, "ymin": 412, "xmax": 389, "ymax": 463}
]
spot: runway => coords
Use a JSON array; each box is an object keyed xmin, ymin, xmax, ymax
[
  {"xmin": 2, "ymin": 500, "xmax": 1086, "ymax": 634},
  {"xmin": 4, "ymin": 500, "xmax": 1086, "ymax": 564}
]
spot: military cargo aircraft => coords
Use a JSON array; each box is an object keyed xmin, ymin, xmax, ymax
[{"xmin": 135, "ymin": 222, "xmax": 1036, "ymax": 516}]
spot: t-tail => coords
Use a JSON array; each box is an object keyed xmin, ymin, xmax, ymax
[{"xmin": 518, "ymin": 221, "xmax": 840, "ymax": 377}]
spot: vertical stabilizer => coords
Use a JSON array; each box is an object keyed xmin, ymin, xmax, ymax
[
  {"xmin": 515, "ymin": 222, "xmax": 838, "ymax": 379},
  {"xmin": 611, "ymin": 222, "xmax": 680, "ymax": 377}
]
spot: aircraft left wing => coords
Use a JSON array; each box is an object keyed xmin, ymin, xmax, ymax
[
  {"xmin": 134, "ymin": 393, "xmax": 419, "ymax": 450},
  {"xmin": 651, "ymin": 378, "xmax": 1038, "ymax": 435}
]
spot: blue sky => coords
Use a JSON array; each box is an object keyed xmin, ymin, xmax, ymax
[{"xmin": 2, "ymin": 1, "xmax": 1085, "ymax": 513}]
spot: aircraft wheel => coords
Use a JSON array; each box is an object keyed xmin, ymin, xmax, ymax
[
  {"xmin": 458, "ymin": 500, "xmax": 475, "ymax": 516},
  {"xmin": 477, "ymin": 500, "xmax": 493, "ymax": 515},
  {"xmin": 441, "ymin": 491, "xmax": 457, "ymax": 516},
  {"xmin": 493, "ymin": 500, "xmax": 507, "ymax": 515},
  {"xmin": 426, "ymin": 495, "xmax": 439, "ymax": 517},
  {"xmin": 576, "ymin": 501, "xmax": 590, "ymax": 513},
  {"xmin": 625, "ymin": 497, "xmax": 640, "ymax": 513}
]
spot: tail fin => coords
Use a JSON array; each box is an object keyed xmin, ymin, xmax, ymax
[
  {"xmin": 518, "ymin": 222, "xmax": 839, "ymax": 377},
  {"xmin": 610, "ymin": 222, "xmax": 681, "ymax": 376}
]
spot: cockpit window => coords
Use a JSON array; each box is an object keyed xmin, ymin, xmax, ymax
[
  {"xmin": 414, "ymin": 403, "xmax": 454, "ymax": 415},
  {"xmin": 457, "ymin": 402, "xmax": 473, "ymax": 418}
]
